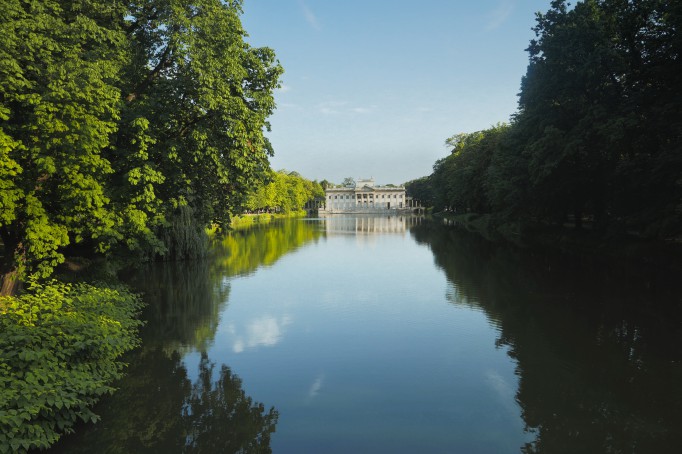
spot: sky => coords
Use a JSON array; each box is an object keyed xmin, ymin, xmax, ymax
[{"xmin": 241, "ymin": 0, "xmax": 552, "ymax": 185}]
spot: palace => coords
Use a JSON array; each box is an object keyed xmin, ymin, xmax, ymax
[{"xmin": 320, "ymin": 178, "xmax": 408, "ymax": 213}]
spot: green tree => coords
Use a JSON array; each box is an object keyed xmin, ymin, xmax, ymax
[
  {"xmin": 245, "ymin": 170, "xmax": 321, "ymax": 213},
  {"xmin": 430, "ymin": 125, "xmax": 509, "ymax": 214},
  {"xmin": 516, "ymin": 0, "xmax": 682, "ymax": 234},
  {"xmin": 0, "ymin": 0, "xmax": 126, "ymax": 293},
  {"xmin": 423, "ymin": 0, "xmax": 681, "ymax": 238},
  {"xmin": 405, "ymin": 176, "xmax": 435, "ymax": 208},
  {"xmin": 342, "ymin": 177, "xmax": 356, "ymax": 187},
  {"xmin": 0, "ymin": 0, "xmax": 283, "ymax": 292},
  {"xmin": 112, "ymin": 0, "xmax": 283, "ymax": 254}
]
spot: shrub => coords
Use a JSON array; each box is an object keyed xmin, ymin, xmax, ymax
[{"xmin": 0, "ymin": 281, "xmax": 144, "ymax": 453}]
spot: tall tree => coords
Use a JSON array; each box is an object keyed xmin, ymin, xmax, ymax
[
  {"xmin": 0, "ymin": 0, "xmax": 283, "ymax": 292},
  {"xmin": 517, "ymin": 0, "xmax": 682, "ymax": 234},
  {"xmin": 0, "ymin": 0, "xmax": 126, "ymax": 292},
  {"xmin": 113, "ymin": 0, "xmax": 283, "ymax": 255}
]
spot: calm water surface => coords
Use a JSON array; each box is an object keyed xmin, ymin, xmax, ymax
[{"xmin": 50, "ymin": 216, "xmax": 682, "ymax": 453}]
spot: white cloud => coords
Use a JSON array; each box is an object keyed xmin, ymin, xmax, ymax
[
  {"xmin": 299, "ymin": 1, "xmax": 321, "ymax": 31},
  {"xmin": 351, "ymin": 106, "xmax": 375, "ymax": 114},
  {"xmin": 485, "ymin": 369, "xmax": 518, "ymax": 414},
  {"xmin": 486, "ymin": 0, "xmax": 515, "ymax": 31},
  {"xmin": 231, "ymin": 315, "xmax": 292, "ymax": 353},
  {"xmin": 318, "ymin": 100, "xmax": 347, "ymax": 115},
  {"xmin": 307, "ymin": 373, "xmax": 325, "ymax": 402},
  {"xmin": 317, "ymin": 101, "xmax": 376, "ymax": 115},
  {"xmin": 277, "ymin": 84, "xmax": 292, "ymax": 93}
]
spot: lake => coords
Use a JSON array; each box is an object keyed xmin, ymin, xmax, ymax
[{"xmin": 50, "ymin": 216, "xmax": 682, "ymax": 453}]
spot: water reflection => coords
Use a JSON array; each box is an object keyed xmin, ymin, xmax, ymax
[
  {"xmin": 228, "ymin": 315, "xmax": 293, "ymax": 353},
  {"xmin": 322, "ymin": 214, "xmax": 424, "ymax": 235},
  {"xmin": 410, "ymin": 222, "xmax": 682, "ymax": 452},
  {"xmin": 127, "ymin": 260, "xmax": 231, "ymax": 354},
  {"xmin": 50, "ymin": 219, "xmax": 323, "ymax": 453},
  {"xmin": 213, "ymin": 219, "xmax": 325, "ymax": 277},
  {"xmin": 48, "ymin": 218, "xmax": 682, "ymax": 452},
  {"xmin": 49, "ymin": 348, "xmax": 277, "ymax": 453}
]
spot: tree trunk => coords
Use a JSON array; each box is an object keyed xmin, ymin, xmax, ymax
[
  {"xmin": 1, "ymin": 227, "xmax": 24, "ymax": 296},
  {"xmin": 1, "ymin": 270, "xmax": 22, "ymax": 296}
]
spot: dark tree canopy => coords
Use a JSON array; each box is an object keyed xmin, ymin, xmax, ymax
[{"xmin": 416, "ymin": 0, "xmax": 681, "ymax": 239}]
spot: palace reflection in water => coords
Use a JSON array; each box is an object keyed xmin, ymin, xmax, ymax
[
  {"xmin": 322, "ymin": 214, "xmax": 424, "ymax": 235},
  {"xmin": 48, "ymin": 217, "xmax": 682, "ymax": 453}
]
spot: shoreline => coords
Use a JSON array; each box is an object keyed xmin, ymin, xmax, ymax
[{"xmin": 434, "ymin": 212, "xmax": 682, "ymax": 271}]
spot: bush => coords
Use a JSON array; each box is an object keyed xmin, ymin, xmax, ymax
[{"xmin": 0, "ymin": 281, "xmax": 144, "ymax": 453}]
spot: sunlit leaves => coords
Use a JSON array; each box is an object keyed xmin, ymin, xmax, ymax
[
  {"xmin": 0, "ymin": 0, "xmax": 124, "ymax": 278},
  {"xmin": 245, "ymin": 170, "xmax": 323, "ymax": 214},
  {"xmin": 0, "ymin": 281, "xmax": 143, "ymax": 452},
  {"xmin": 1, "ymin": 0, "xmax": 283, "ymax": 280}
]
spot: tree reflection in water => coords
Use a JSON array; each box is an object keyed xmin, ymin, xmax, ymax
[
  {"xmin": 49, "ymin": 219, "xmax": 322, "ymax": 453},
  {"xmin": 50, "ymin": 346, "xmax": 277, "ymax": 453},
  {"xmin": 184, "ymin": 354, "xmax": 277, "ymax": 453},
  {"xmin": 410, "ymin": 221, "xmax": 682, "ymax": 453}
]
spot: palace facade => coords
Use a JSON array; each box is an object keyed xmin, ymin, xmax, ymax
[{"xmin": 320, "ymin": 178, "xmax": 408, "ymax": 213}]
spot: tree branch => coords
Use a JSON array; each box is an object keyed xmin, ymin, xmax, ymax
[{"xmin": 126, "ymin": 45, "xmax": 173, "ymax": 103}]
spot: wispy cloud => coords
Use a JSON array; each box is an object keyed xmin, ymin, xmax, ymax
[
  {"xmin": 277, "ymin": 83, "xmax": 292, "ymax": 93},
  {"xmin": 278, "ymin": 102, "xmax": 301, "ymax": 110},
  {"xmin": 306, "ymin": 373, "xmax": 325, "ymax": 402},
  {"xmin": 299, "ymin": 0, "xmax": 321, "ymax": 31},
  {"xmin": 318, "ymin": 101, "xmax": 376, "ymax": 116},
  {"xmin": 318, "ymin": 100, "xmax": 347, "ymax": 115},
  {"xmin": 350, "ymin": 106, "xmax": 374, "ymax": 114},
  {"xmin": 485, "ymin": 369, "xmax": 518, "ymax": 414},
  {"xmin": 486, "ymin": 0, "xmax": 515, "ymax": 31}
]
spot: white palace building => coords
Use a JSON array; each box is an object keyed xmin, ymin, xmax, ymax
[{"xmin": 320, "ymin": 178, "xmax": 410, "ymax": 214}]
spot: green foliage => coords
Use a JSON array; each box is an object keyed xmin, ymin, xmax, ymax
[
  {"xmin": 0, "ymin": 281, "xmax": 143, "ymax": 452},
  {"xmin": 517, "ymin": 0, "xmax": 682, "ymax": 234},
  {"xmin": 342, "ymin": 177, "xmax": 356, "ymax": 187},
  {"xmin": 405, "ymin": 176, "xmax": 435, "ymax": 207},
  {"xmin": 245, "ymin": 170, "xmax": 321, "ymax": 213},
  {"xmin": 114, "ymin": 0, "xmax": 284, "ymax": 241},
  {"xmin": 420, "ymin": 0, "xmax": 681, "ymax": 239},
  {"xmin": 0, "ymin": 0, "xmax": 125, "ymax": 280},
  {"xmin": 160, "ymin": 205, "xmax": 209, "ymax": 261},
  {"xmin": 431, "ymin": 124, "xmax": 511, "ymax": 214},
  {"xmin": 1, "ymin": 0, "xmax": 283, "ymax": 283}
]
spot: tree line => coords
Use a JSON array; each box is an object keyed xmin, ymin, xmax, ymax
[
  {"xmin": 245, "ymin": 170, "xmax": 325, "ymax": 214},
  {"xmin": 407, "ymin": 0, "xmax": 681, "ymax": 239},
  {"xmin": 0, "ymin": 0, "xmax": 285, "ymax": 292}
]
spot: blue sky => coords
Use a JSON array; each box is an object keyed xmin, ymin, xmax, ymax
[{"xmin": 241, "ymin": 0, "xmax": 551, "ymax": 185}]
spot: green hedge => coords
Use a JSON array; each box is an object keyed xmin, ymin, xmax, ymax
[{"xmin": 0, "ymin": 281, "xmax": 144, "ymax": 453}]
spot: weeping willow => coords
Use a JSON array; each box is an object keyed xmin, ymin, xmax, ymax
[{"xmin": 162, "ymin": 205, "xmax": 209, "ymax": 260}]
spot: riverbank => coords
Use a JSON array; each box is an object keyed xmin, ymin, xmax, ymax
[
  {"xmin": 229, "ymin": 210, "xmax": 307, "ymax": 231},
  {"xmin": 435, "ymin": 212, "xmax": 682, "ymax": 270}
]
